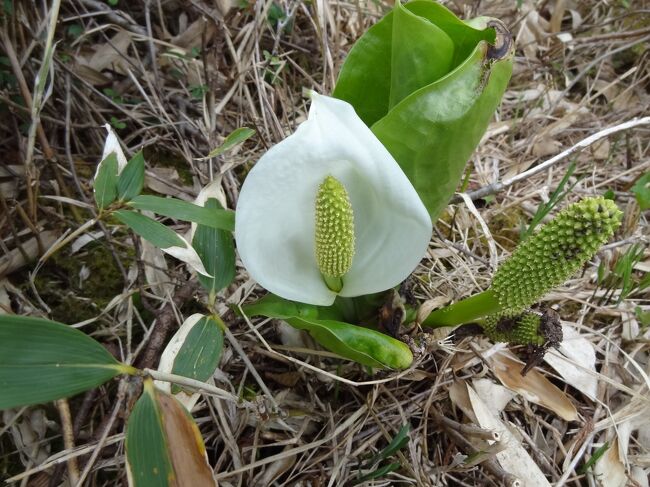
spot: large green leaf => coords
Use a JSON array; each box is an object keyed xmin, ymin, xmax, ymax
[
  {"xmin": 170, "ymin": 315, "xmax": 224, "ymax": 394},
  {"xmin": 242, "ymin": 295, "xmax": 412, "ymax": 369},
  {"xmin": 128, "ymin": 195, "xmax": 235, "ymax": 231},
  {"xmin": 0, "ymin": 315, "xmax": 128, "ymax": 409},
  {"xmin": 372, "ymin": 41, "xmax": 512, "ymax": 221},
  {"xmin": 389, "ymin": 2, "xmax": 454, "ymax": 108},
  {"xmin": 333, "ymin": 0, "xmax": 494, "ymax": 127},
  {"xmin": 118, "ymin": 151, "xmax": 145, "ymax": 201},
  {"xmin": 333, "ymin": 0, "xmax": 513, "ymax": 221},
  {"xmin": 126, "ymin": 380, "xmax": 216, "ymax": 487},
  {"xmin": 192, "ymin": 199, "xmax": 235, "ymax": 294},
  {"xmin": 94, "ymin": 152, "xmax": 119, "ymax": 209}
]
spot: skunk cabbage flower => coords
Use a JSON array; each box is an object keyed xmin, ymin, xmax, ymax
[{"xmin": 235, "ymin": 93, "xmax": 432, "ymax": 306}]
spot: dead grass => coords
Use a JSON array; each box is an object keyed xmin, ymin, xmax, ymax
[{"xmin": 1, "ymin": 0, "xmax": 649, "ymax": 485}]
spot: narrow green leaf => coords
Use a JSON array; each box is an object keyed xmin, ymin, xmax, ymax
[
  {"xmin": 242, "ymin": 297, "xmax": 412, "ymax": 369},
  {"xmin": 521, "ymin": 162, "xmax": 578, "ymax": 241},
  {"xmin": 126, "ymin": 380, "xmax": 216, "ymax": 487},
  {"xmin": 206, "ymin": 127, "xmax": 255, "ymax": 158},
  {"xmin": 117, "ymin": 151, "xmax": 145, "ymax": 201},
  {"xmin": 0, "ymin": 315, "xmax": 127, "ymax": 409},
  {"xmin": 578, "ymin": 441, "xmax": 610, "ymax": 474},
  {"xmin": 94, "ymin": 152, "xmax": 119, "ymax": 209},
  {"xmin": 126, "ymin": 382, "xmax": 174, "ymax": 487},
  {"xmin": 353, "ymin": 462, "xmax": 401, "ymax": 484},
  {"xmin": 631, "ymin": 171, "xmax": 650, "ymax": 210},
  {"xmin": 114, "ymin": 210, "xmax": 186, "ymax": 249},
  {"xmin": 372, "ymin": 423, "xmax": 410, "ymax": 464},
  {"xmin": 129, "ymin": 195, "xmax": 235, "ymax": 231},
  {"xmin": 193, "ymin": 199, "xmax": 236, "ymax": 294},
  {"xmin": 170, "ymin": 316, "xmax": 224, "ymax": 395}
]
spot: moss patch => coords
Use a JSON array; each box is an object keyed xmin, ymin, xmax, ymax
[{"xmin": 26, "ymin": 243, "xmax": 132, "ymax": 324}]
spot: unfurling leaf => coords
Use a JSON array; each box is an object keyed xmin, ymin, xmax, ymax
[{"xmin": 334, "ymin": 0, "xmax": 514, "ymax": 221}]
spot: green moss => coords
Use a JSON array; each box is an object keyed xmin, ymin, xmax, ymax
[
  {"xmin": 28, "ymin": 243, "xmax": 132, "ymax": 324},
  {"xmin": 143, "ymin": 146, "xmax": 194, "ymax": 186}
]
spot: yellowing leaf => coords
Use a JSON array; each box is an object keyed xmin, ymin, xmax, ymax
[{"xmin": 126, "ymin": 379, "xmax": 216, "ymax": 487}]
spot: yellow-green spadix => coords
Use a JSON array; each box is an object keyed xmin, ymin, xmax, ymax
[{"xmin": 235, "ymin": 93, "xmax": 432, "ymax": 306}]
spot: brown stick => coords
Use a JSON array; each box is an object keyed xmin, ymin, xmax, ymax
[
  {"xmin": 134, "ymin": 281, "xmax": 199, "ymax": 370},
  {"xmin": 54, "ymin": 399, "xmax": 80, "ymax": 485}
]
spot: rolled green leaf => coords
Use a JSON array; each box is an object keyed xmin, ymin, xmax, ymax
[
  {"xmin": 334, "ymin": 0, "xmax": 514, "ymax": 221},
  {"xmin": 94, "ymin": 152, "xmax": 119, "ymax": 209},
  {"xmin": 242, "ymin": 294, "xmax": 412, "ymax": 369},
  {"xmin": 117, "ymin": 151, "xmax": 145, "ymax": 201}
]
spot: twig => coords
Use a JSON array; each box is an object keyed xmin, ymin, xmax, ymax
[
  {"xmin": 443, "ymin": 426, "xmax": 521, "ymax": 486},
  {"xmin": 144, "ymin": 369, "xmax": 251, "ymax": 406},
  {"xmin": 134, "ymin": 281, "xmax": 198, "ymax": 369},
  {"xmin": 453, "ymin": 117, "xmax": 650, "ymax": 202},
  {"xmin": 74, "ymin": 379, "xmax": 128, "ymax": 487},
  {"xmin": 55, "ymin": 399, "xmax": 80, "ymax": 485},
  {"xmin": 77, "ymin": 0, "xmax": 147, "ymax": 35}
]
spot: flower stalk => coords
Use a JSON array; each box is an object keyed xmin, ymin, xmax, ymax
[{"xmin": 423, "ymin": 197, "xmax": 622, "ymax": 328}]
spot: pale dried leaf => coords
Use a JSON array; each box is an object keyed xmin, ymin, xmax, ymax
[
  {"xmin": 0, "ymin": 231, "xmax": 58, "ymax": 277},
  {"xmin": 631, "ymin": 466, "xmax": 649, "ymax": 487},
  {"xmin": 277, "ymin": 320, "xmax": 313, "ymax": 349},
  {"xmin": 448, "ymin": 380, "xmax": 477, "ymax": 423},
  {"xmin": 466, "ymin": 383, "xmax": 551, "ymax": 487},
  {"xmin": 252, "ymin": 447, "xmax": 297, "ymax": 486},
  {"xmin": 590, "ymin": 139, "xmax": 610, "ymax": 160},
  {"xmin": 141, "ymin": 239, "xmax": 173, "ymax": 298},
  {"xmin": 155, "ymin": 391, "xmax": 217, "ymax": 486},
  {"xmin": 544, "ymin": 324, "xmax": 597, "ymax": 400},
  {"xmin": 163, "ymin": 239, "xmax": 210, "ymax": 277},
  {"xmin": 416, "ymin": 296, "xmax": 450, "ymax": 326},
  {"xmin": 489, "ymin": 352, "xmax": 578, "ymax": 421},
  {"xmin": 593, "ymin": 436, "xmax": 626, "ymax": 487},
  {"xmin": 473, "ymin": 378, "xmax": 516, "ymax": 414},
  {"xmin": 156, "ymin": 313, "xmax": 204, "ymax": 411},
  {"xmin": 86, "ymin": 30, "xmax": 132, "ymax": 74},
  {"xmin": 99, "ymin": 124, "xmax": 128, "ymax": 175}
]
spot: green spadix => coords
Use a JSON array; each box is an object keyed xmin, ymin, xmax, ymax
[{"xmin": 315, "ymin": 176, "xmax": 355, "ymax": 292}]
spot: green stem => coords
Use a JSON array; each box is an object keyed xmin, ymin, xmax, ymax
[{"xmin": 422, "ymin": 289, "xmax": 501, "ymax": 328}]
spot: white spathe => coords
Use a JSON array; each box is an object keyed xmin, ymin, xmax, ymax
[
  {"xmin": 235, "ymin": 93, "xmax": 432, "ymax": 306},
  {"xmin": 98, "ymin": 123, "xmax": 128, "ymax": 177}
]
